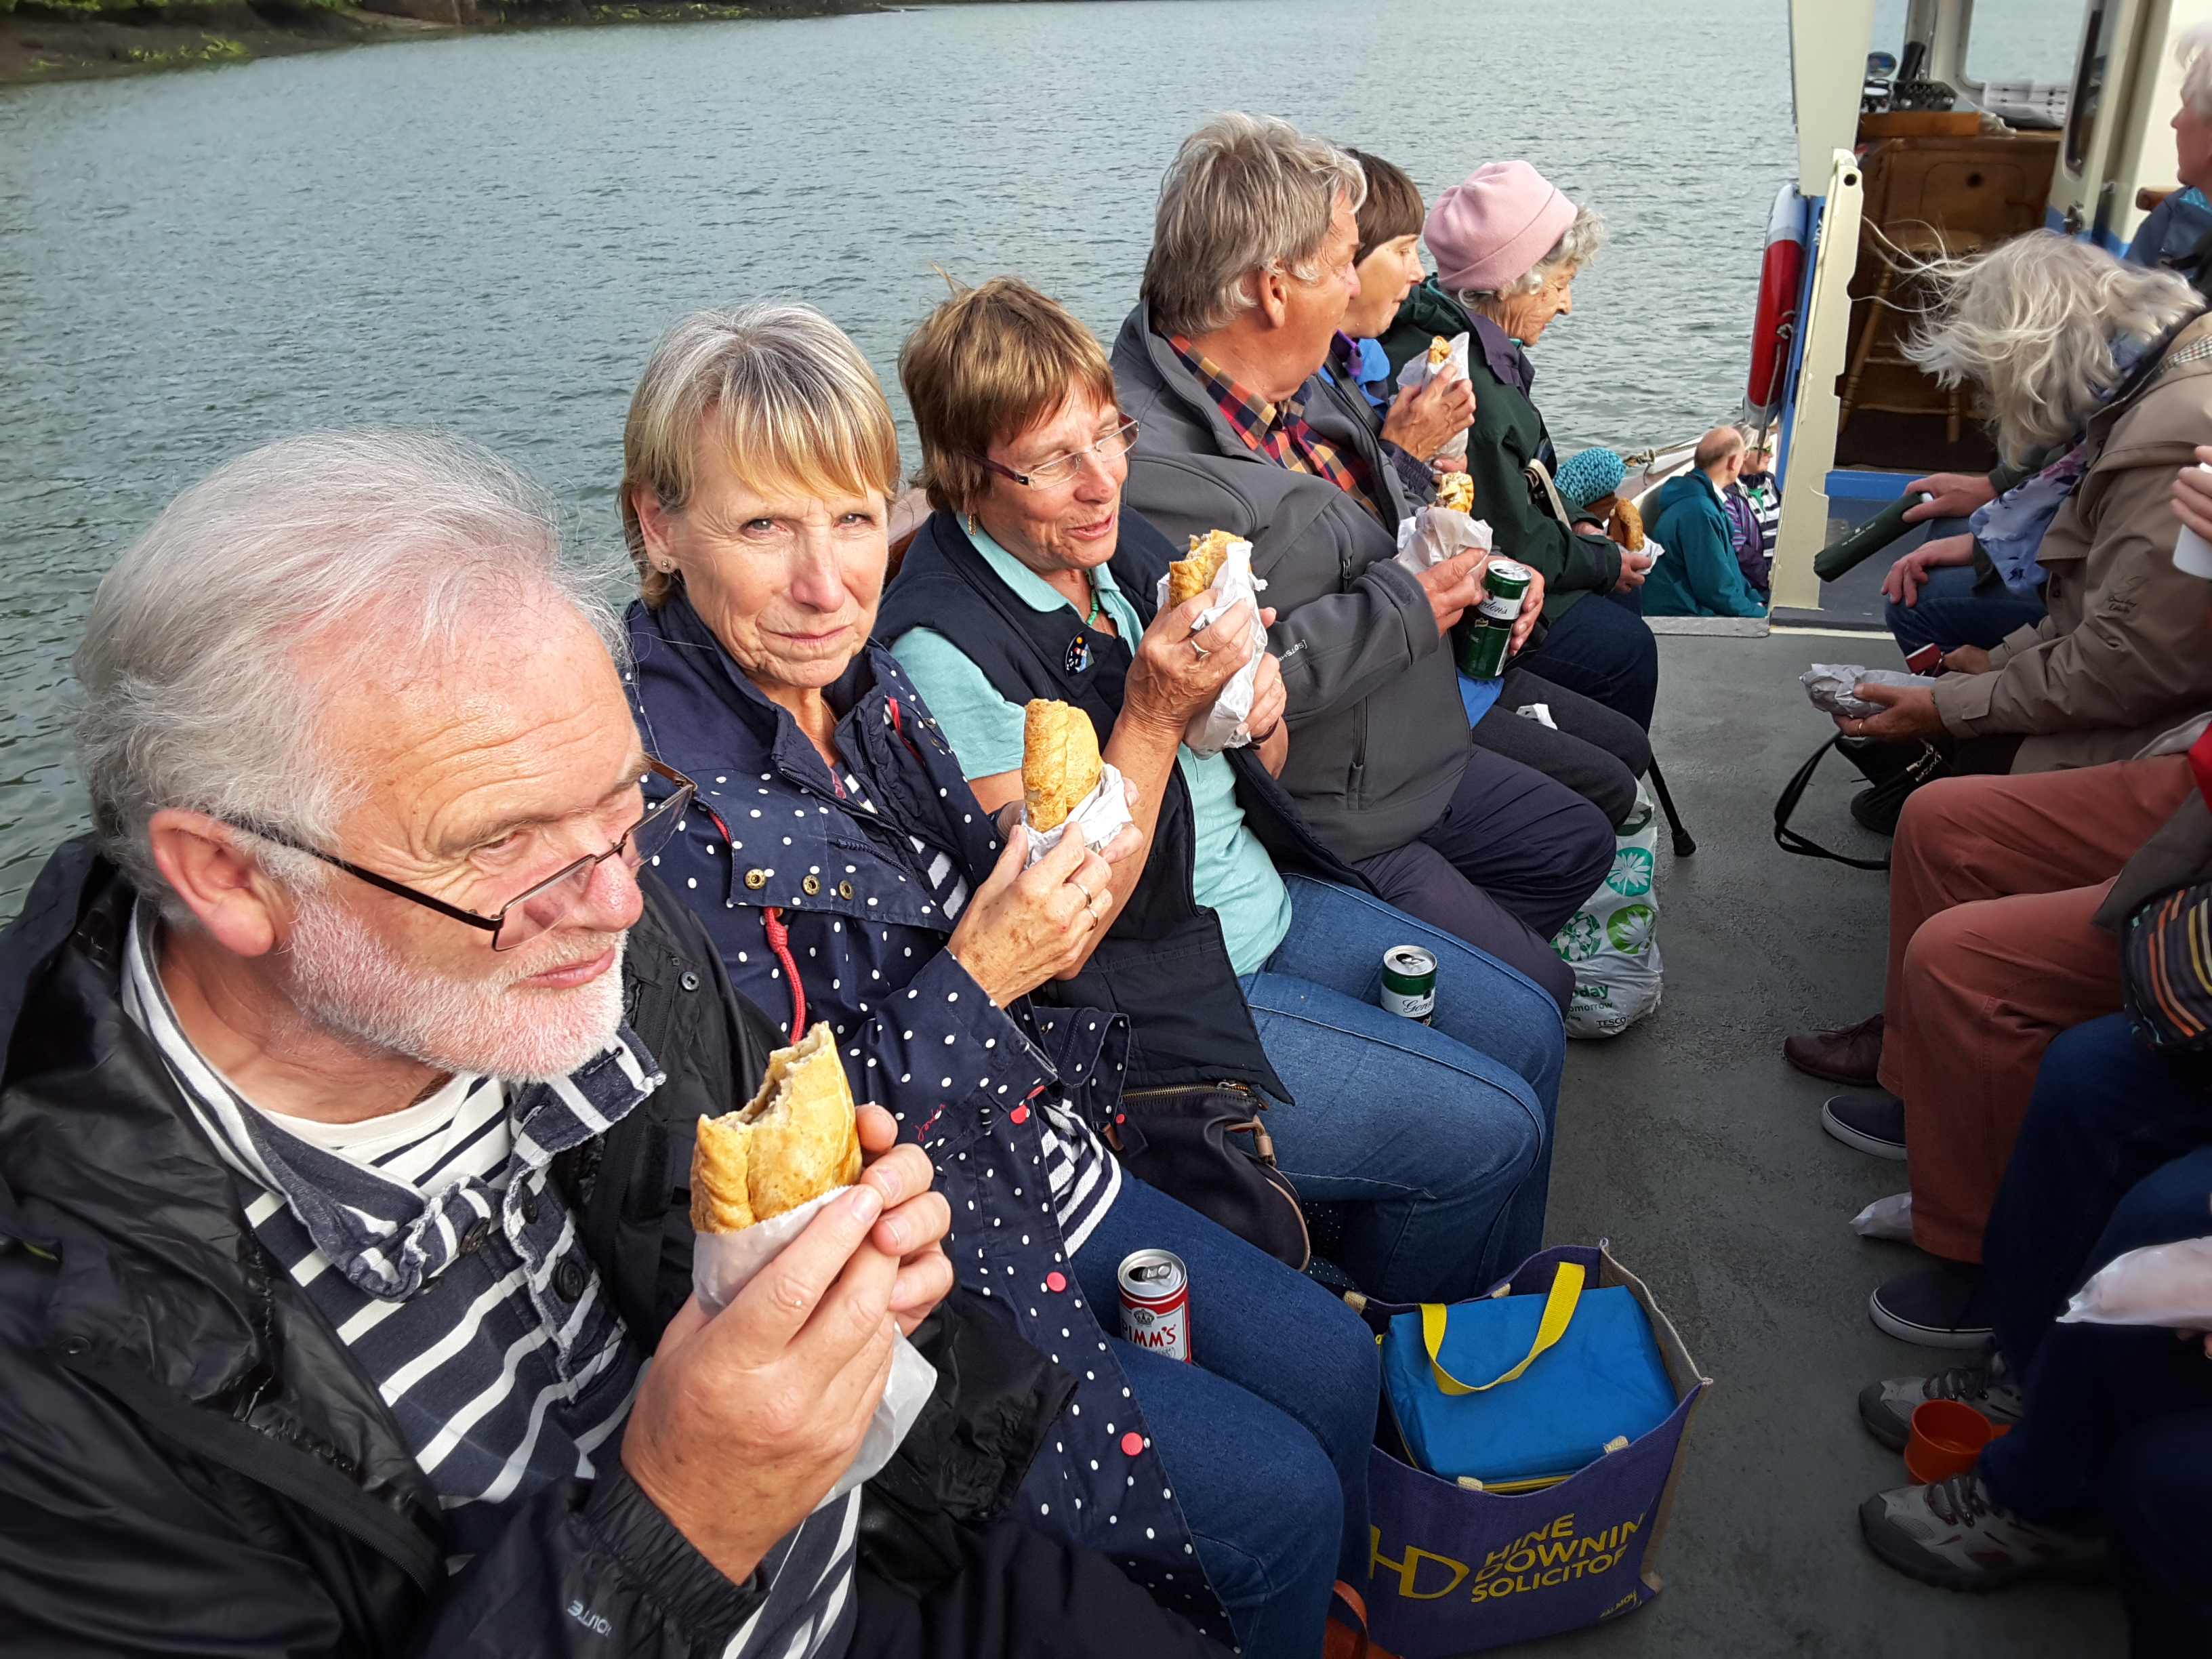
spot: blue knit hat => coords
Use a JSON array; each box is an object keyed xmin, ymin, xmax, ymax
[{"xmin": 1553, "ymin": 447, "xmax": 1626, "ymax": 508}]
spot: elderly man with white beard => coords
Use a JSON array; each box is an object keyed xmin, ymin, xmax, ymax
[{"xmin": 0, "ymin": 431, "xmax": 1233, "ymax": 1659}]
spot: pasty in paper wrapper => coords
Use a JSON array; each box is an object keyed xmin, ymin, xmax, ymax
[
  {"xmin": 1801, "ymin": 664, "xmax": 1938, "ymax": 719},
  {"xmin": 1433, "ymin": 472, "xmax": 1475, "ymax": 516},
  {"xmin": 1395, "ymin": 331, "xmax": 1473, "ymax": 465},
  {"xmin": 1608, "ymin": 497, "xmax": 1645, "ymax": 551},
  {"xmin": 1019, "ymin": 699, "xmax": 1132, "ymax": 867},
  {"xmin": 1395, "ymin": 505, "xmax": 1494, "ymax": 575},
  {"xmin": 1153, "ymin": 531, "xmax": 1269, "ymax": 759},
  {"xmin": 689, "ymin": 1022, "xmax": 936, "ymax": 1511}
]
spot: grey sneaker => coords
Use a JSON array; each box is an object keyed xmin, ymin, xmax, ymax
[
  {"xmin": 1860, "ymin": 1473, "xmax": 2104, "ymax": 1591},
  {"xmin": 1858, "ymin": 1345, "xmax": 2023, "ymax": 1452},
  {"xmin": 1823, "ymin": 1090, "xmax": 1906, "ymax": 1159}
]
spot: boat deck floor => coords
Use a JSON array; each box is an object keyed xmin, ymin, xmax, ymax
[{"xmin": 1529, "ymin": 631, "xmax": 2126, "ymax": 1658}]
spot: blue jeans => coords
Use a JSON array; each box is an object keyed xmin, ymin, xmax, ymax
[
  {"xmin": 1239, "ymin": 874, "xmax": 1561, "ymax": 1303},
  {"xmin": 1885, "ymin": 565, "xmax": 2047, "ymax": 656},
  {"xmin": 1076, "ymin": 1177, "xmax": 1379, "ymax": 1659},
  {"xmin": 1513, "ymin": 590, "xmax": 1659, "ymax": 729}
]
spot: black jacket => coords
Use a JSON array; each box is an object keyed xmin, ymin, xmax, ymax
[
  {"xmin": 0, "ymin": 840, "xmax": 1069, "ymax": 1658},
  {"xmin": 877, "ymin": 508, "xmax": 1372, "ymax": 1092}
]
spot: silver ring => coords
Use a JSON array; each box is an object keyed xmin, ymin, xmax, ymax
[
  {"xmin": 1191, "ymin": 639, "xmax": 1212, "ymax": 662},
  {"xmin": 1072, "ymin": 879, "xmax": 1094, "ymax": 905}
]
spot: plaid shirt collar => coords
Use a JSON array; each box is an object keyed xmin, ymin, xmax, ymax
[{"xmin": 1169, "ymin": 334, "xmax": 1381, "ymax": 520}]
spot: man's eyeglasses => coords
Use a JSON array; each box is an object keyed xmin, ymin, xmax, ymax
[
  {"xmin": 980, "ymin": 416, "xmax": 1139, "ymax": 489},
  {"xmin": 241, "ymin": 759, "xmax": 698, "ymax": 951}
]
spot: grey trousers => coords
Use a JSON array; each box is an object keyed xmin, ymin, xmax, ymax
[{"xmin": 1471, "ymin": 669, "xmax": 1651, "ymax": 827}]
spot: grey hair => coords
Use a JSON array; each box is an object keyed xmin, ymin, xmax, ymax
[
  {"xmin": 2180, "ymin": 20, "xmax": 2212, "ymax": 121},
  {"xmin": 1903, "ymin": 231, "xmax": 2202, "ymax": 464},
  {"xmin": 1456, "ymin": 203, "xmax": 1608, "ymax": 306},
  {"xmin": 75, "ymin": 429, "xmax": 621, "ymax": 912},
  {"xmin": 1141, "ymin": 112, "xmax": 1367, "ymax": 339}
]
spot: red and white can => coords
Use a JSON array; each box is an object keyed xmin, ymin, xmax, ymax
[{"xmin": 1117, "ymin": 1248, "xmax": 1191, "ymax": 1363}]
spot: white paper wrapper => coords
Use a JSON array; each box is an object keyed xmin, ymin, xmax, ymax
[
  {"xmin": 1395, "ymin": 332, "xmax": 1473, "ymax": 465},
  {"xmin": 1153, "ymin": 539, "xmax": 1269, "ymax": 758},
  {"xmin": 1850, "ymin": 1191, "xmax": 1914, "ymax": 1240},
  {"xmin": 1394, "ymin": 506, "xmax": 1494, "ymax": 576},
  {"xmin": 1802, "ymin": 664, "xmax": 1938, "ymax": 720},
  {"xmin": 1641, "ymin": 535, "xmax": 1667, "ymax": 563},
  {"xmin": 2060, "ymin": 1235, "xmax": 2212, "ymax": 1328},
  {"xmin": 1514, "ymin": 703, "xmax": 1557, "ymax": 729},
  {"xmin": 691, "ymin": 1185, "xmax": 941, "ymax": 1511},
  {"xmin": 1021, "ymin": 760, "xmax": 1134, "ymax": 870}
]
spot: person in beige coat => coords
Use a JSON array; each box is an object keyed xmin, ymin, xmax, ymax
[{"xmin": 1843, "ymin": 235, "xmax": 2212, "ymax": 773}]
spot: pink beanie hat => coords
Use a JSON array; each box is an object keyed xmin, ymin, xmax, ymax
[{"xmin": 1425, "ymin": 161, "xmax": 1577, "ymax": 293}]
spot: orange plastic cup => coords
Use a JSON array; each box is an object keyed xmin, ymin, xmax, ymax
[{"xmin": 1904, "ymin": 1399, "xmax": 2010, "ymax": 1484}]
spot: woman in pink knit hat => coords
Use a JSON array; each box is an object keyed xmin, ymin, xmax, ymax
[{"xmin": 1378, "ymin": 161, "xmax": 1660, "ymax": 733}]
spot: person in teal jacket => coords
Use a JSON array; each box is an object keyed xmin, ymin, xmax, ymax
[{"xmin": 1642, "ymin": 427, "xmax": 1769, "ymax": 619}]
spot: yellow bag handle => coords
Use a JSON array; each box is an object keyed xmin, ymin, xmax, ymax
[{"xmin": 1421, "ymin": 1262, "xmax": 1585, "ymax": 1396}]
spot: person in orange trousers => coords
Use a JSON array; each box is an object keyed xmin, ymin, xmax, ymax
[{"xmin": 1788, "ymin": 754, "xmax": 2195, "ymax": 1348}]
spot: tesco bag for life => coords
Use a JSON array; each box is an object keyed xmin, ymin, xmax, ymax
[
  {"xmin": 1550, "ymin": 785, "xmax": 1664, "ymax": 1039},
  {"xmin": 1019, "ymin": 762, "xmax": 1133, "ymax": 870},
  {"xmin": 1396, "ymin": 506, "xmax": 1494, "ymax": 575},
  {"xmin": 692, "ymin": 1187, "xmax": 939, "ymax": 1511},
  {"xmin": 1152, "ymin": 539, "xmax": 1268, "ymax": 757},
  {"xmin": 1395, "ymin": 332, "xmax": 1473, "ymax": 466}
]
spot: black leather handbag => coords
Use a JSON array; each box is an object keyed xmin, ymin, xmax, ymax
[
  {"xmin": 1100, "ymin": 1083, "xmax": 1311, "ymax": 1270},
  {"xmin": 1774, "ymin": 735, "xmax": 1949, "ymax": 869}
]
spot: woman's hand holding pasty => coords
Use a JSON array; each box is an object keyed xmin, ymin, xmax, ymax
[
  {"xmin": 1380, "ymin": 375, "xmax": 1475, "ymax": 462},
  {"xmin": 946, "ymin": 819, "xmax": 1113, "ymax": 1004},
  {"xmin": 1120, "ymin": 594, "xmax": 1259, "ymax": 739}
]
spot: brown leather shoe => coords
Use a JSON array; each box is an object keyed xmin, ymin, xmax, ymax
[{"xmin": 1784, "ymin": 1013, "xmax": 1884, "ymax": 1085}]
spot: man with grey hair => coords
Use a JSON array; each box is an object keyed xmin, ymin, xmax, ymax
[
  {"xmin": 0, "ymin": 432, "xmax": 1222, "ymax": 1659},
  {"xmin": 1112, "ymin": 112, "xmax": 1615, "ymax": 1010}
]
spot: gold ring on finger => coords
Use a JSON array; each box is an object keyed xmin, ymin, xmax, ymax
[
  {"xmin": 1191, "ymin": 639, "xmax": 1211, "ymax": 662},
  {"xmin": 1072, "ymin": 878, "xmax": 1094, "ymax": 905}
]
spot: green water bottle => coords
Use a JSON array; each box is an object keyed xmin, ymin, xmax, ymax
[{"xmin": 1456, "ymin": 558, "xmax": 1534, "ymax": 680}]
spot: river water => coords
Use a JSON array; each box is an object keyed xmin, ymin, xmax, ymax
[{"xmin": 0, "ymin": 0, "xmax": 2079, "ymax": 914}]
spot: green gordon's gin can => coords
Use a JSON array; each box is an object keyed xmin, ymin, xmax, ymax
[
  {"xmin": 1380, "ymin": 945, "xmax": 1438, "ymax": 1023},
  {"xmin": 1456, "ymin": 558, "xmax": 1533, "ymax": 680}
]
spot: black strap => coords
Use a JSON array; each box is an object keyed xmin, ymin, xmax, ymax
[{"xmin": 1773, "ymin": 738, "xmax": 1891, "ymax": 870}]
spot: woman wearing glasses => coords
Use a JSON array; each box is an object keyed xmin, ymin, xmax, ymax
[
  {"xmin": 618, "ymin": 300, "xmax": 1379, "ymax": 1659},
  {"xmin": 883, "ymin": 277, "xmax": 1561, "ymax": 1305}
]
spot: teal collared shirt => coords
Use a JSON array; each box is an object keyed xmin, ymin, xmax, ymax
[{"xmin": 889, "ymin": 526, "xmax": 1292, "ymax": 976}]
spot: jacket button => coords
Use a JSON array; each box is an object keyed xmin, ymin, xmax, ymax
[
  {"xmin": 680, "ymin": 970, "xmax": 700, "ymax": 992},
  {"xmin": 461, "ymin": 1220, "xmax": 491, "ymax": 1254},
  {"xmin": 554, "ymin": 1258, "xmax": 588, "ymax": 1302},
  {"xmin": 744, "ymin": 868, "xmax": 768, "ymax": 890},
  {"xmin": 520, "ymin": 1187, "xmax": 540, "ymax": 1225},
  {"xmin": 838, "ymin": 880, "xmax": 855, "ymax": 900},
  {"xmin": 802, "ymin": 875, "xmax": 821, "ymax": 895}
]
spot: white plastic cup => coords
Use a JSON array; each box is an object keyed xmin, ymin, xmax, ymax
[{"xmin": 2177, "ymin": 462, "xmax": 2212, "ymax": 577}]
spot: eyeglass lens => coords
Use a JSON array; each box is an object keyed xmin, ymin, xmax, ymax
[
  {"xmin": 490, "ymin": 781, "xmax": 694, "ymax": 950},
  {"xmin": 1026, "ymin": 419, "xmax": 1138, "ymax": 485}
]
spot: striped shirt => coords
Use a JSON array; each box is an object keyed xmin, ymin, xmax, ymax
[
  {"xmin": 120, "ymin": 903, "xmax": 860, "ymax": 1659},
  {"xmin": 1172, "ymin": 333, "xmax": 1384, "ymax": 524},
  {"xmin": 840, "ymin": 765, "xmax": 1119, "ymax": 1254}
]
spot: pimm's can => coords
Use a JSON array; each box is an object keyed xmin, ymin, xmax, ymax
[
  {"xmin": 1456, "ymin": 558, "xmax": 1534, "ymax": 680},
  {"xmin": 1380, "ymin": 945, "xmax": 1439, "ymax": 1023},
  {"xmin": 1117, "ymin": 1248, "xmax": 1191, "ymax": 1362}
]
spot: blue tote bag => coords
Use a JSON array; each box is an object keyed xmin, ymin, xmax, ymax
[
  {"xmin": 1352, "ymin": 1245, "xmax": 1711, "ymax": 1657},
  {"xmin": 1380, "ymin": 1259, "xmax": 1678, "ymax": 1490}
]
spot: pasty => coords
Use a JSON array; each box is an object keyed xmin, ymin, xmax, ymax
[
  {"xmin": 1168, "ymin": 529, "xmax": 1237, "ymax": 609},
  {"xmin": 691, "ymin": 1023, "xmax": 861, "ymax": 1233},
  {"xmin": 1023, "ymin": 699, "xmax": 1102, "ymax": 832},
  {"xmin": 1434, "ymin": 473, "xmax": 1475, "ymax": 515},
  {"xmin": 1608, "ymin": 497, "xmax": 1645, "ymax": 552}
]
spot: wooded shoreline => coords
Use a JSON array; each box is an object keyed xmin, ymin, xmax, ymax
[{"xmin": 1, "ymin": 0, "xmax": 893, "ymax": 86}]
